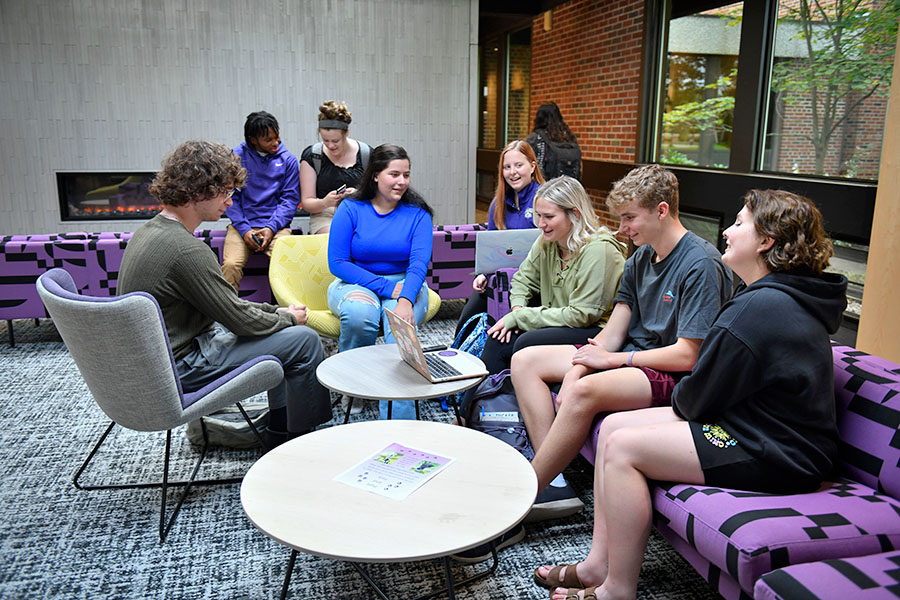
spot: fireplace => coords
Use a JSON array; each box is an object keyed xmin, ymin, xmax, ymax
[
  {"xmin": 57, "ymin": 171, "xmax": 309, "ymax": 223},
  {"xmin": 57, "ymin": 172, "xmax": 161, "ymax": 221}
]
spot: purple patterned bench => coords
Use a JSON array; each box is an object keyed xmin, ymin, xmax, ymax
[
  {"xmin": 426, "ymin": 223, "xmax": 487, "ymax": 301},
  {"xmin": 2, "ymin": 223, "xmax": 487, "ymax": 344},
  {"xmin": 754, "ymin": 549, "xmax": 900, "ymax": 599},
  {"xmin": 570, "ymin": 345, "xmax": 900, "ymax": 599},
  {"xmin": 1, "ymin": 230, "xmax": 276, "ymax": 317},
  {"xmin": 485, "ymin": 268, "xmax": 518, "ymax": 323}
]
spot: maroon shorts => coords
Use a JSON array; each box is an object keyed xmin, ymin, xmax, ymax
[
  {"xmin": 569, "ymin": 344, "xmax": 686, "ymax": 407},
  {"xmin": 631, "ymin": 366, "xmax": 686, "ymax": 407}
]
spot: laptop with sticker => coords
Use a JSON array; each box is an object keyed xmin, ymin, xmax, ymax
[
  {"xmin": 474, "ymin": 228, "xmax": 542, "ymax": 274},
  {"xmin": 383, "ymin": 308, "xmax": 488, "ymax": 383}
]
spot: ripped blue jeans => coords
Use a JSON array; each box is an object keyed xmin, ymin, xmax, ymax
[{"xmin": 327, "ymin": 273, "xmax": 430, "ymax": 420}]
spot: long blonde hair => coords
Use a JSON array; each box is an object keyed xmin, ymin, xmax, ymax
[{"xmin": 534, "ymin": 176, "xmax": 606, "ymax": 255}]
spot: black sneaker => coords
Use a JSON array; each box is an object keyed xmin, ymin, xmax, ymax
[
  {"xmin": 525, "ymin": 482, "xmax": 584, "ymax": 523},
  {"xmin": 449, "ymin": 523, "xmax": 525, "ymax": 563}
]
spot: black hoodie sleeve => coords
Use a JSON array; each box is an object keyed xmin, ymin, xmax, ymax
[{"xmin": 671, "ymin": 323, "xmax": 766, "ymax": 421}]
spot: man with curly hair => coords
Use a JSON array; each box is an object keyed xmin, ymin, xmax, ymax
[
  {"xmin": 222, "ymin": 111, "xmax": 300, "ymax": 291},
  {"xmin": 119, "ymin": 141, "xmax": 331, "ymax": 444}
]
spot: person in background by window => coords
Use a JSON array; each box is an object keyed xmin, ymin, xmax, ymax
[
  {"xmin": 454, "ymin": 140, "xmax": 545, "ymax": 336},
  {"xmin": 222, "ymin": 111, "xmax": 300, "ymax": 292},
  {"xmin": 526, "ymin": 102, "xmax": 582, "ymax": 181},
  {"xmin": 299, "ymin": 100, "xmax": 372, "ymax": 234}
]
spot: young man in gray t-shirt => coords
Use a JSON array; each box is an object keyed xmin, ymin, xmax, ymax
[{"xmin": 513, "ymin": 165, "xmax": 732, "ymax": 532}]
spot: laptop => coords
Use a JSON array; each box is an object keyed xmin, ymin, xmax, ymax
[
  {"xmin": 474, "ymin": 228, "xmax": 542, "ymax": 274},
  {"xmin": 383, "ymin": 308, "xmax": 488, "ymax": 383}
]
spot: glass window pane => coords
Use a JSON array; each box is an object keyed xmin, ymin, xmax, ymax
[
  {"xmin": 479, "ymin": 44, "xmax": 501, "ymax": 148},
  {"xmin": 762, "ymin": 0, "xmax": 898, "ymax": 180},
  {"xmin": 659, "ymin": 3, "xmax": 743, "ymax": 169}
]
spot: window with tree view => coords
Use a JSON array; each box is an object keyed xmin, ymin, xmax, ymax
[
  {"xmin": 659, "ymin": 3, "xmax": 743, "ymax": 169},
  {"xmin": 762, "ymin": 0, "xmax": 898, "ymax": 180}
]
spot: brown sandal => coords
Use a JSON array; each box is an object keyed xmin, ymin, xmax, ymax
[
  {"xmin": 533, "ymin": 563, "xmax": 587, "ymax": 590},
  {"xmin": 562, "ymin": 587, "xmax": 598, "ymax": 600}
]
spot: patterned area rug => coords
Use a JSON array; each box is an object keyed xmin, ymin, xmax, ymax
[{"xmin": 0, "ymin": 303, "xmax": 719, "ymax": 599}]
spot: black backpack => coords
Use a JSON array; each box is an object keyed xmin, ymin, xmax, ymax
[
  {"xmin": 310, "ymin": 141, "xmax": 371, "ymax": 174},
  {"xmin": 464, "ymin": 369, "xmax": 534, "ymax": 460},
  {"xmin": 546, "ymin": 139, "xmax": 582, "ymax": 181}
]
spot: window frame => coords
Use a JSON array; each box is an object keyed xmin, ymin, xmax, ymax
[{"xmin": 640, "ymin": 0, "xmax": 878, "ymax": 244}]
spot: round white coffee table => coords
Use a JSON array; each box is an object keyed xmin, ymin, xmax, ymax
[
  {"xmin": 316, "ymin": 344, "xmax": 486, "ymax": 423},
  {"xmin": 241, "ymin": 419, "xmax": 537, "ymax": 599}
]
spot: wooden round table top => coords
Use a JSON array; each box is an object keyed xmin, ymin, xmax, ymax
[
  {"xmin": 315, "ymin": 343, "xmax": 486, "ymax": 401},
  {"xmin": 240, "ymin": 419, "xmax": 537, "ymax": 563}
]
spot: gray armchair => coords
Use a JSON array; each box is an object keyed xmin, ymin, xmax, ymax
[{"xmin": 36, "ymin": 268, "xmax": 284, "ymax": 541}]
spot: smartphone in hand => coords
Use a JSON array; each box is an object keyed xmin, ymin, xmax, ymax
[
  {"xmin": 335, "ymin": 184, "xmax": 347, "ymax": 195},
  {"xmin": 251, "ymin": 233, "xmax": 262, "ymax": 246}
]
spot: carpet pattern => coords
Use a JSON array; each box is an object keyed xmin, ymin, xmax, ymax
[{"xmin": 0, "ymin": 304, "xmax": 719, "ymax": 599}]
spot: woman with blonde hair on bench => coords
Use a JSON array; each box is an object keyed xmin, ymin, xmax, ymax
[{"xmin": 538, "ymin": 189, "xmax": 847, "ymax": 600}]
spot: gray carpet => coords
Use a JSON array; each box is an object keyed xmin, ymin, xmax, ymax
[{"xmin": 0, "ymin": 303, "xmax": 719, "ymax": 599}]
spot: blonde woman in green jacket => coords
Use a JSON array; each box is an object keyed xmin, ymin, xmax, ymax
[{"xmin": 472, "ymin": 175, "xmax": 626, "ymax": 377}]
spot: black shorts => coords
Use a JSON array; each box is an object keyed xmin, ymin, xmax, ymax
[{"xmin": 689, "ymin": 421, "xmax": 819, "ymax": 494}]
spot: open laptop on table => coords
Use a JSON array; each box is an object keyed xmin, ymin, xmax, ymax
[
  {"xmin": 383, "ymin": 308, "xmax": 488, "ymax": 383},
  {"xmin": 474, "ymin": 228, "xmax": 541, "ymax": 274}
]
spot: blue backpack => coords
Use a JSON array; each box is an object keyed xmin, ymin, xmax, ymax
[
  {"xmin": 438, "ymin": 312, "xmax": 490, "ymax": 412},
  {"xmin": 451, "ymin": 312, "xmax": 489, "ymax": 358}
]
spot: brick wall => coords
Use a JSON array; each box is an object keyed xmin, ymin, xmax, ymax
[
  {"xmin": 482, "ymin": 47, "xmax": 501, "ymax": 149},
  {"xmin": 530, "ymin": 0, "xmax": 644, "ymax": 228},
  {"xmin": 774, "ymin": 90, "xmax": 887, "ymax": 179},
  {"xmin": 508, "ymin": 43, "xmax": 532, "ymax": 141}
]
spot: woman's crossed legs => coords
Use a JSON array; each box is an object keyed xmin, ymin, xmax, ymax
[{"xmin": 545, "ymin": 407, "xmax": 704, "ymax": 600}]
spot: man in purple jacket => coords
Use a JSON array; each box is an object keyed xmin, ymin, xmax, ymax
[{"xmin": 222, "ymin": 111, "xmax": 300, "ymax": 291}]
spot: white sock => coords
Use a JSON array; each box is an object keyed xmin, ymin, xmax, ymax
[{"xmin": 549, "ymin": 473, "xmax": 568, "ymax": 488}]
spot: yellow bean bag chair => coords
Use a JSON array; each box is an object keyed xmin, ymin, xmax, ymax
[{"xmin": 269, "ymin": 234, "xmax": 441, "ymax": 339}]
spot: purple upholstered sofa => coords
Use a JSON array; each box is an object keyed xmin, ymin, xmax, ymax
[
  {"xmin": 1, "ymin": 223, "xmax": 486, "ymax": 345},
  {"xmin": 450, "ymin": 268, "xmax": 900, "ymax": 597},
  {"xmin": 571, "ymin": 345, "xmax": 900, "ymax": 599}
]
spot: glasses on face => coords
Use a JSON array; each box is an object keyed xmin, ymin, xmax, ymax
[{"xmin": 223, "ymin": 188, "xmax": 235, "ymax": 199}]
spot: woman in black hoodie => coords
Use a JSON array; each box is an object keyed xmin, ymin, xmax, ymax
[{"xmin": 538, "ymin": 190, "xmax": 847, "ymax": 600}]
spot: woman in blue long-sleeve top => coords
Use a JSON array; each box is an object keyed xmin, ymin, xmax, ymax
[{"xmin": 327, "ymin": 144, "xmax": 434, "ymax": 419}]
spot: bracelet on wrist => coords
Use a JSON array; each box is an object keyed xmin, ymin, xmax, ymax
[{"xmin": 626, "ymin": 350, "xmax": 636, "ymax": 367}]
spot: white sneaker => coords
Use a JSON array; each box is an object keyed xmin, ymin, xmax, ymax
[{"xmin": 340, "ymin": 395, "xmax": 365, "ymax": 415}]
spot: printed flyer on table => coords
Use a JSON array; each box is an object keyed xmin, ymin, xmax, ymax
[{"xmin": 334, "ymin": 442, "xmax": 456, "ymax": 500}]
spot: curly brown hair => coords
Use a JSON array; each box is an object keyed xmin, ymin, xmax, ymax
[
  {"xmin": 149, "ymin": 141, "xmax": 247, "ymax": 207},
  {"xmin": 606, "ymin": 164, "xmax": 679, "ymax": 217},
  {"xmin": 318, "ymin": 100, "xmax": 352, "ymax": 126},
  {"xmin": 744, "ymin": 189, "xmax": 833, "ymax": 275}
]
